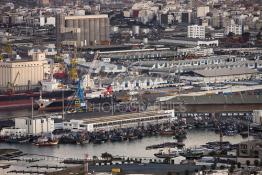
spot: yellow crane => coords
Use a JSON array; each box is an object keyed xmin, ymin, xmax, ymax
[
  {"xmin": 69, "ymin": 45, "xmax": 78, "ymax": 82},
  {"xmin": 4, "ymin": 42, "xmax": 12, "ymax": 58}
]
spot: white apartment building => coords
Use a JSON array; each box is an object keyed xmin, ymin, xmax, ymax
[
  {"xmin": 15, "ymin": 117, "xmax": 55, "ymax": 135},
  {"xmin": 187, "ymin": 25, "xmax": 206, "ymax": 39},
  {"xmin": 39, "ymin": 16, "xmax": 56, "ymax": 27},
  {"xmin": 225, "ymin": 25, "xmax": 243, "ymax": 35}
]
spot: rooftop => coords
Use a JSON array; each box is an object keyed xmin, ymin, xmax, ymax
[{"xmin": 193, "ymin": 67, "xmax": 258, "ymax": 77}]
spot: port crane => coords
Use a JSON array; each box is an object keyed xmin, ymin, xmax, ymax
[{"xmin": 69, "ymin": 45, "xmax": 78, "ymax": 82}]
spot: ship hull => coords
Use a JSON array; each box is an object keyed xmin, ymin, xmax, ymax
[
  {"xmin": 35, "ymin": 97, "xmax": 118, "ymax": 112},
  {"xmin": 0, "ymin": 90, "xmax": 75, "ymax": 110}
]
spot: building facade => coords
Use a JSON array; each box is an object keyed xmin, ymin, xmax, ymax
[
  {"xmin": 187, "ymin": 25, "xmax": 205, "ymax": 39},
  {"xmin": 225, "ymin": 25, "xmax": 243, "ymax": 35},
  {"xmin": 56, "ymin": 14, "xmax": 110, "ymax": 47},
  {"xmin": 197, "ymin": 6, "xmax": 210, "ymax": 18},
  {"xmin": 0, "ymin": 60, "xmax": 49, "ymax": 88},
  {"xmin": 15, "ymin": 117, "xmax": 55, "ymax": 135}
]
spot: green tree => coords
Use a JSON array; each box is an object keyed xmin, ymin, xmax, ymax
[
  {"xmin": 201, "ymin": 165, "xmax": 207, "ymax": 175},
  {"xmin": 256, "ymin": 32, "xmax": 261, "ymax": 40},
  {"xmin": 0, "ymin": 54, "xmax": 3, "ymax": 61},
  {"xmin": 254, "ymin": 160, "xmax": 259, "ymax": 167},
  {"xmin": 229, "ymin": 164, "xmax": 235, "ymax": 173},
  {"xmin": 237, "ymin": 162, "xmax": 241, "ymax": 168},
  {"xmin": 228, "ymin": 32, "xmax": 235, "ymax": 37},
  {"xmin": 246, "ymin": 160, "xmax": 250, "ymax": 166},
  {"xmin": 101, "ymin": 152, "xmax": 113, "ymax": 161},
  {"xmin": 220, "ymin": 165, "xmax": 225, "ymax": 169},
  {"xmin": 211, "ymin": 163, "xmax": 217, "ymax": 170}
]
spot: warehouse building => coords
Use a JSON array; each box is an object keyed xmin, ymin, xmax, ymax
[
  {"xmin": 56, "ymin": 14, "xmax": 110, "ymax": 47},
  {"xmin": 182, "ymin": 67, "xmax": 258, "ymax": 83},
  {"xmin": 0, "ymin": 53, "xmax": 49, "ymax": 90}
]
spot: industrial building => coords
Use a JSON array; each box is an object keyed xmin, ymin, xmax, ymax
[
  {"xmin": 0, "ymin": 60, "xmax": 49, "ymax": 90},
  {"xmin": 186, "ymin": 67, "xmax": 258, "ymax": 83},
  {"xmin": 15, "ymin": 117, "xmax": 55, "ymax": 135},
  {"xmin": 57, "ymin": 110, "xmax": 175, "ymax": 132},
  {"xmin": 56, "ymin": 14, "xmax": 110, "ymax": 47}
]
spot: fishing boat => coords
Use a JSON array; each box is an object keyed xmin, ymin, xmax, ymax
[
  {"xmin": 154, "ymin": 149, "xmax": 180, "ymax": 159},
  {"xmin": 34, "ymin": 137, "xmax": 58, "ymax": 146},
  {"xmin": 160, "ymin": 129, "xmax": 176, "ymax": 136},
  {"xmin": 180, "ymin": 147, "xmax": 210, "ymax": 159},
  {"xmin": 6, "ymin": 136, "xmax": 30, "ymax": 144}
]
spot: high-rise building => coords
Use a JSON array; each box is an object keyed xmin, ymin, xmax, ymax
[
  {"xmin": 187, "ymin": 25, "xmax": 206, "ymax": 39},
  {"xmin": 181, "ymin": 10, "xmax": 192, "ymax": 24},
  {"xmin": 56, "ymin": 14, "xmax": 110, "ymax": 47}
]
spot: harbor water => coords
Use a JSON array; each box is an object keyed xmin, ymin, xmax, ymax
[{"xmin": 0, "ymin": 129, "xmax": 249, "ymax": 159}]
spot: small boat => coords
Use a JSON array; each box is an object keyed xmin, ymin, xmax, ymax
[
  {"xmin": 240, "ymin": 131, "xmax": 249, "ymax": 138},
  {"xmin": 154, "ymin": 149, "xmax": 179, "ymax": 159},
  {"xmin": 6, "ymin": 136, "xmax": 30, "ymax": 144},
  {"xmin": 110, "ymin": 135, "xmax": 123, "ymax": 142},
  {"xmin": 34, "ymin": 137, "xmax": 58, "ymax": 146},
  {"xmin": 146, "ymin": 142, "xmax": 178, "ymax": 150},
  {"xmin": 160, "ymin": 129, "xmax": 176, "ymax": 136}
]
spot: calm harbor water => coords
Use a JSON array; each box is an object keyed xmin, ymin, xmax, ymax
[{"xmin": 0, "ymin": 130, "xmax": 249, "ymax": 159}]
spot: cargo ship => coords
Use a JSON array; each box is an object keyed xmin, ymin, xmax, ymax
[
  {"xmin": 34, "ymin": 84, "xmax": 117, "ymax": 112},
  {"xmin": 0, "ymin": 79, "xmax": 74, "ymax": 110}
]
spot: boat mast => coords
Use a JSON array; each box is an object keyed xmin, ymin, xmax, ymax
[
  {"xmin": 31, "ymin": 97, "xmax": 34, "ymax": 119},
  {"xmin": 62, "ymin": 89, "xmax": 65, "ymax": 120}
]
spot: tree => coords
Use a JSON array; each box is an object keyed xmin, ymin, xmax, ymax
[
  {"xmin": 220, "ymin": 165, "xmax": 225, "ymax": 170},
  {"xmin": 246, "ymin": 160, "xmax": 250, "ymax": 166},
  {"xmin": 242, "ymin": 32, "xmax": 251, "ymax": 42},
  {"xmin": 101, "ymin": 152, "xmax": 113, "ymax": 161},
  {"xmin": 211, "ymin": 163, "xmax": 217, "ymax": 170},
  {"xmin": 229, "ymin": 164, "xmax": 235, "ymax": 173},
  {"xmin": 228, "ymin": 32, "xmax": 235, "ymax": 37},
  {"xmin": 237, "ymin": 162, "xmax": 241, "ymax": 168},
  {"xmin": 201, "ymin": 165, "xmax": 207, "ymax": 175},
  {"xmin": 0, "ymin": 54, "xmax": 3, "ymax": 62},
  {"xmin": 254, "ymin": 160, "xmax": 259, "ymax": 167},
  {"xmin": 256, "ymin": 32, "xmax": 261, "ymax": 40}
]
